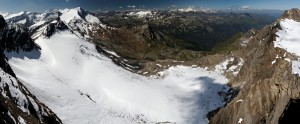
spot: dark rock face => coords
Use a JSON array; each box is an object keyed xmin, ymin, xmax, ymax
[
  {"xmin": 209, "ymin": 9, "xmax": 300, "ymax": 124},
  {"xmin": 0, "ymin": 16, "xmax": 39, "ymax": 53},
  {"xmin": 0, "ymin": 14, "xmax": 62, "ymax": 124},
  {"xmin": 279, "ymin": 99, "xmax": 300, "ymax": 124},
  {"xmin": 0, "ymin": 15, "xmax": 6, "ymax": 29},
  {"xmin": 42, "ymin": 18, "xmax": 68, "ymax": 37}
]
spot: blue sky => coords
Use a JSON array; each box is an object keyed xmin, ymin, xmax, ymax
[{"xmin": 0, "ymin": 0, "xmax": 299, "ymax": 12}]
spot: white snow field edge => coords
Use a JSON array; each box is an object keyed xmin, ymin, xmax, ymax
[
  {"xmin": 5, "ymin": 31, "xmax": 228, "ymax": 124},
  {"xmin": 274, "ymin": 19, "xmax": 300, "ymax": 76}
]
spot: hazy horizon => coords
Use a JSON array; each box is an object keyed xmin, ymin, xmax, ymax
[{"xmin": 0, "ymin": 0, "xmax": 299, "ymax": 13}]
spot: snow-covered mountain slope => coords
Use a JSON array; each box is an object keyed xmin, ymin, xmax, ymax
[
  {"xmin": 59, "ymin": 7, "xmax": 100, "ymax": 24},
  {"xmin": 5, "ymin": 30, "xmax": 229, "ymax": 124}
]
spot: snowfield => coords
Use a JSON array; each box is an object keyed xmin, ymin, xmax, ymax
[
  {"xmin": 5, "ymin": 31, "xmax": 228, "ymax": 124},
  {"xmin": 275, "ymin": 19, "xmax": 300, "ymax": 56},
  {"xmin": 275, "ymin": 19, "xmax": 300, "ymax": 76}
]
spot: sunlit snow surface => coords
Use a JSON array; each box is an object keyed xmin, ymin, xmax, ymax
[
  {"xmin": 275, "ymin": 19, "xmax": 300, "ymax": 56},
  {"xmin": 275, "ymin": 19, "xmax": 300, "ymax": 76},
  {"xmin": 5, "ymin": 31, "xmax": 228, "ymax": 124}
]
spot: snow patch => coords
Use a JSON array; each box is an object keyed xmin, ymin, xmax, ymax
[
  {"xmin": 272, "ymin": 59, "xmax": 277, "ymax": 64},
  {"xmin": 4, "ymin": 11, "xmax": 25, "ymax": 20},
  {"xmin": 29, "ymin": 20, "xmax": 46, "ymax": 29},
  {"xmin": 18, "ymin": 116, "xmax": 26, "ymax": 124},
  {"xmin": 285, "ymin": 58, "xmax": 291, "ymax": 62},
  {"xmin": 238, "ymin": 118, "xmax": 243, "ymax": 124},
  {"xmin": 7, "ymin": 111, "xmax": 16, "ymax": 123},
  {"xmin": 156, "ymin": 64, "xmax": 162, "ymax": 67},
  {"xmin": 103, "ymin": 49, "xmax": 120, "ymax": 57},
  {"xmin": 236, "ymin": 99, "xmax": 243, "ymax": 103},
  {"xmin": 17, "ymin": 19, "xmax": 27, "ymax": 24},
  {"xmin": 128, "ymin": 11, "xmax": 152, "ymax": 18},
  {"xmin": 241, "ymin": 39, "xmax": 250, "ymax": 46},
  {"xmin": 85, "ymin": 14, "xmax": 100, "ymax": 23},
  {"xmin": 215, "ymin": 57, "xmax": 244, "ymax": 76},
  {"xmin": 292, "ymin": 60, "xmax": 300, "ymax": 76}
]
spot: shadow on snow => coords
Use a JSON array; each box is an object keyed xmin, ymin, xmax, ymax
[
  {"xmin": 4, "ymin": 49, "xmax": 41, "ymax": 60},
  {"xmin": 181, "ymin": 76, "xmax": 228, "ymax": 124}
]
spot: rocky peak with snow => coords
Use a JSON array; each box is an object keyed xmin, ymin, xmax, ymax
[
  {"xmin": 1, "ymin": 7, "xmax": 101, "ymax": 40},
  {"xmin": 59, "ymin": 7, "xmax": 99, "ymax": 24},
  {"xmin": 43, "ymin": 20, "xmax": 66, "ymax": 37},
  {"xmin": 209, "ymin": 8, "xmax": 300, "ymax": 124},
  {"xmin": 279, "ymin": 8, "xmax": 300, "ymax": 21}
]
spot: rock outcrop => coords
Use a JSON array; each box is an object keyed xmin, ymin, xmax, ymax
[{"xmin": 0, "ymin": 15, "xmax": 39, "ymax": 53}]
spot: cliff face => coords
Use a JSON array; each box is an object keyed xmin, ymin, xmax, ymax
[{"xmin": 210, "ymin": 8, "xmax": 300, "ymax": 124}]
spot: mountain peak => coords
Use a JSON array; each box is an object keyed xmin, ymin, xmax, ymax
[
  {"xmin": 59, "ymin": 7, "xmax": 100, "ymax": 24},
  {"xmin": 280, "ymin": 8, "xmax": 300, "ymax": 21},
  {"xmin": 59, "ymin": 7, "xmax": 88, "ymax": 23},
  {"xmin": 74, "ymin": 7, "xmax": 85, "ymax": 12}
]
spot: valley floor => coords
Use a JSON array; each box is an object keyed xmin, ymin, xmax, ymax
[{"xmin": 5, "ymin": 31, "xmax": 228, "ymax": 124}]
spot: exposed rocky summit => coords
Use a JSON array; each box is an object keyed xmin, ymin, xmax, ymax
[{"xmin": 209, "ymin": 8, "xmax": 300, "ymax": 124}]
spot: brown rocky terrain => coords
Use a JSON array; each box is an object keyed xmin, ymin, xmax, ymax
[
  {"xmin": 91, "ymin": 23, "xmax": 209, "ymax": 75},
  {"xmin": 209, "ymin": 8, "xmax": 300, "ymax": 124},
  {"xmin": 90, "ymin": 10, "xmax": 275, "ymax": 75}
]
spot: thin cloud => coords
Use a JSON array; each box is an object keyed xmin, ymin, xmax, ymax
[
  {"xmin": 127, "ymin": 5, "xmax": 136, "ymax": 8},
  {"xmin": 241, "ymin": 5, "xmax": 251, "ymax": 9},
  {"xmin": 65, "ymin": 0, "xmax": 70, "ymax": 2}
]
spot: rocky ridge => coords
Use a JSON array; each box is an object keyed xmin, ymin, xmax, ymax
[{"xmin": 209, "ymin": 8, "xmax": 300, "ymax": 124}]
